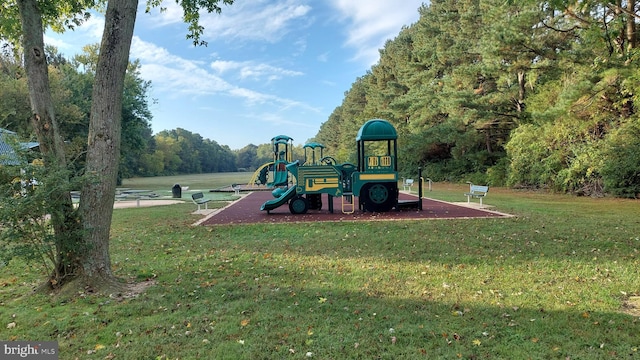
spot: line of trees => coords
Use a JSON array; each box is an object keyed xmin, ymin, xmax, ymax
[{"xmin": 316, "ymin": 0, "xmax": 640, "ymax": 198}]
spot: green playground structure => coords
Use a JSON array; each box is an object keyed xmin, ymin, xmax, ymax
[
  {"xmin": 260, "ymin": 119, "xmax": 423, "ymax": 214},
  {"xmin": 250, "ymin": 135, "xmax": 294, "ymax": 188}
]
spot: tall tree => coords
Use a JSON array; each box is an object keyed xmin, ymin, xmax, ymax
[
  {"xmin": 4, "ymin": 0, "xmax": 235, "ymax": 292},
  {"xmin": 75, "ymin": 0, "xmax": 138, "ymax": 288},
  {"xmin": 16, "ymin": 0, "xmax": 81, "ymax": 286}
]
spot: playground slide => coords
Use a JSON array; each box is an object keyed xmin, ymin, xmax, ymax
[
  {"xmin": 260, "ymin": 186, "xmax": 297, "ymax": 212},
  {"xmin": 271, "ymin": 169, "xmax": 288, "ymax": 187},
  {"xmin": 249, "ymin": 162, "xmax": 273, "ymax": 187}
]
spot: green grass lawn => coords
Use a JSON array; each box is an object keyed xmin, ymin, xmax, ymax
[
  {"xmin": 119, "ymin": 172, "xmax": 255, "ymax": 202},
  {"xmin": 1, "ymin": 178, "xmax": 639, "ymax": 359},
  {"xmin": 121, "ymin": 172, "xmax": 255, "ymax": 192}
]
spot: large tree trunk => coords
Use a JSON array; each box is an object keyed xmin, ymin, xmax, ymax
[
  {"xmin": 77, "ymin": 0, "xmax": 138, "ymax": 289},
  {"xmin": 17, "ymin": 0, "xmax": 81, "ymax": 287}
]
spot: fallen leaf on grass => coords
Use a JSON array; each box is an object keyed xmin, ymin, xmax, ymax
[
  {"xmin": 241, "ymin": 319, "xmax": 250, "ymax": 327},
  {"xmin": 473, "ymin": 339, "xmax": 481, "ymax": 346}
]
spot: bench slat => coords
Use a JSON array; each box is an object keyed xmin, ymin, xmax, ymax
[{"xmin": 468, "ymin": 185, "xmax": 488, "ymax": 193}]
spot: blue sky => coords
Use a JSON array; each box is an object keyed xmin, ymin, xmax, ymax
[{"xmin": 45, "ymin": 0, "xmax": 425, "ymax": 150}]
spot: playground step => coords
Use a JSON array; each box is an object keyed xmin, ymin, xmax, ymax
[{"xmin": 342, "ymin": 192, "xmax": 355, "ymax": 214}]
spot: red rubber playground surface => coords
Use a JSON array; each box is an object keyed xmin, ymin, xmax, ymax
[{"xmin": 200, "ymin": 191, "xmax": 511, "ymax": 226}]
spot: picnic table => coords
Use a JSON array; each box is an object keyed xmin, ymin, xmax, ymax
[{"xmin": 115, "ymin": 189, "xmax": 159, "ymax": 206}]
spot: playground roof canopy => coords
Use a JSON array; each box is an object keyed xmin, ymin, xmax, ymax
[
  {"xmin": 271, "ymin": 135, "xmax": 293, "ymax": 142},
  {"xmin": 356, "ymin": 119, "xmax": 397, "ymax": 141},
  {"xmin": 303, "ymin": 142, "xmax": 325, "ymax": 149},
  {"xmin": 0, "ymin": 128, "xmax": 39, "ymax": 165}
]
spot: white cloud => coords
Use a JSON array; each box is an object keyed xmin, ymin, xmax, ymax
[
  {"xmin": 132, "ymin": 37, "xmax": 203, "ymax": 68},
  {"xmin": 199, "ymin": 0, "xmax": 312, "ymax": 43},
  {"xmin": 141, "ymin": 0, "xmax": 422, "ymax": 67},
  {"xmin": 239, "ymin": 63, "xmax": 303, "ymax": 81},
  {"xmin": 211, "ymin": 59, "xmax": 303, "ymax": 82},
  {"xmin": 329, "ymin": 0, "xmax": 424, "ymax": 65},
  {"xmin": 317, "ymin": 52, "xmax": 329, "ymax": 62},
  {"xmin": 131, "ymin": 37, "xmax": 314, "ymax": 111},
  {"xmin": 44, "ymin": 14, "xmax": 104, "ymax": 55},
  {"xmin": 210, "ymin": 60, "xmax": 241, "ymax": 73},
  {"xmin": 132, "ymin": 37, "xmax": 234, "ymax": 95},
  {"xmin": 143, "ymin": 0, "xmax": 312, "ymax": 43},
  {"xmin": 244, "ymin": 111, "xmax": 319, "ymax": 129},
  {"xmin": 141, "ymin": 1, "xmax": 185, "ymax": 27}
]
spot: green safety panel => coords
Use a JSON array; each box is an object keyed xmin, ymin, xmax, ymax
[{"xmin": 356, "ymin": 119, "xmax": 397, "ymax": 141}]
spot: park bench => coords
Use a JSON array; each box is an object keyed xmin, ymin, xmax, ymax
[
  {"xmin": 402, "ymin": 178, "xmax": 414, "ymax": 192},
  {"xmin": 191, "ymin": 192, "xmax": 211, "ymax": 211},
  {"xmin": 464, "ymin": 184, "xmax": 489, "ymax": 206}
]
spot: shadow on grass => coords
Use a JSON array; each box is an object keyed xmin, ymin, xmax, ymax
[{"xmin": 29, "ymin": 266, "xmax": 638, "ymax": 359}]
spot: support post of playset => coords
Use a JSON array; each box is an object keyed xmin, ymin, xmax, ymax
[{"xmin": 418, "ymin": 167, "xmax": 423, "ymax": 211}]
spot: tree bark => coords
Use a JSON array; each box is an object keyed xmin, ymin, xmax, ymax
[
  {"xmin": 78, "ymin": 0, "xmax": 138, "ymax": 286},
  {"xmin": 626, "ymin": 0, "xmax": 636, "ymax": 50},
  {"xmin": 17, "ymin": 0, "xmax": 80, "ymax": 286},
  {"xmin": 517, "ymin": 70, "xmax": 526, "ymax": 113}
]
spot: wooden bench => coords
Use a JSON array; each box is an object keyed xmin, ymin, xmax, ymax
[
  {"xmin": 464, "ymin": 184, "xmax": 489, "ymax": 206},
  {"xmin": 191, "ymin": 192, "xmax": 211, "ymax": 211}
]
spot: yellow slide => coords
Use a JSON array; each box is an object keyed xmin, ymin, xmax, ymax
[{"xmin": 247, "ymin": 162, "xmax": 273, "ymax": 188}]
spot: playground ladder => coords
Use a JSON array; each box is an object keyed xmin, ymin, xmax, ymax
[{"xmin": 342, "ymin": 192, "xmax": 355, "ymax": 214}]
